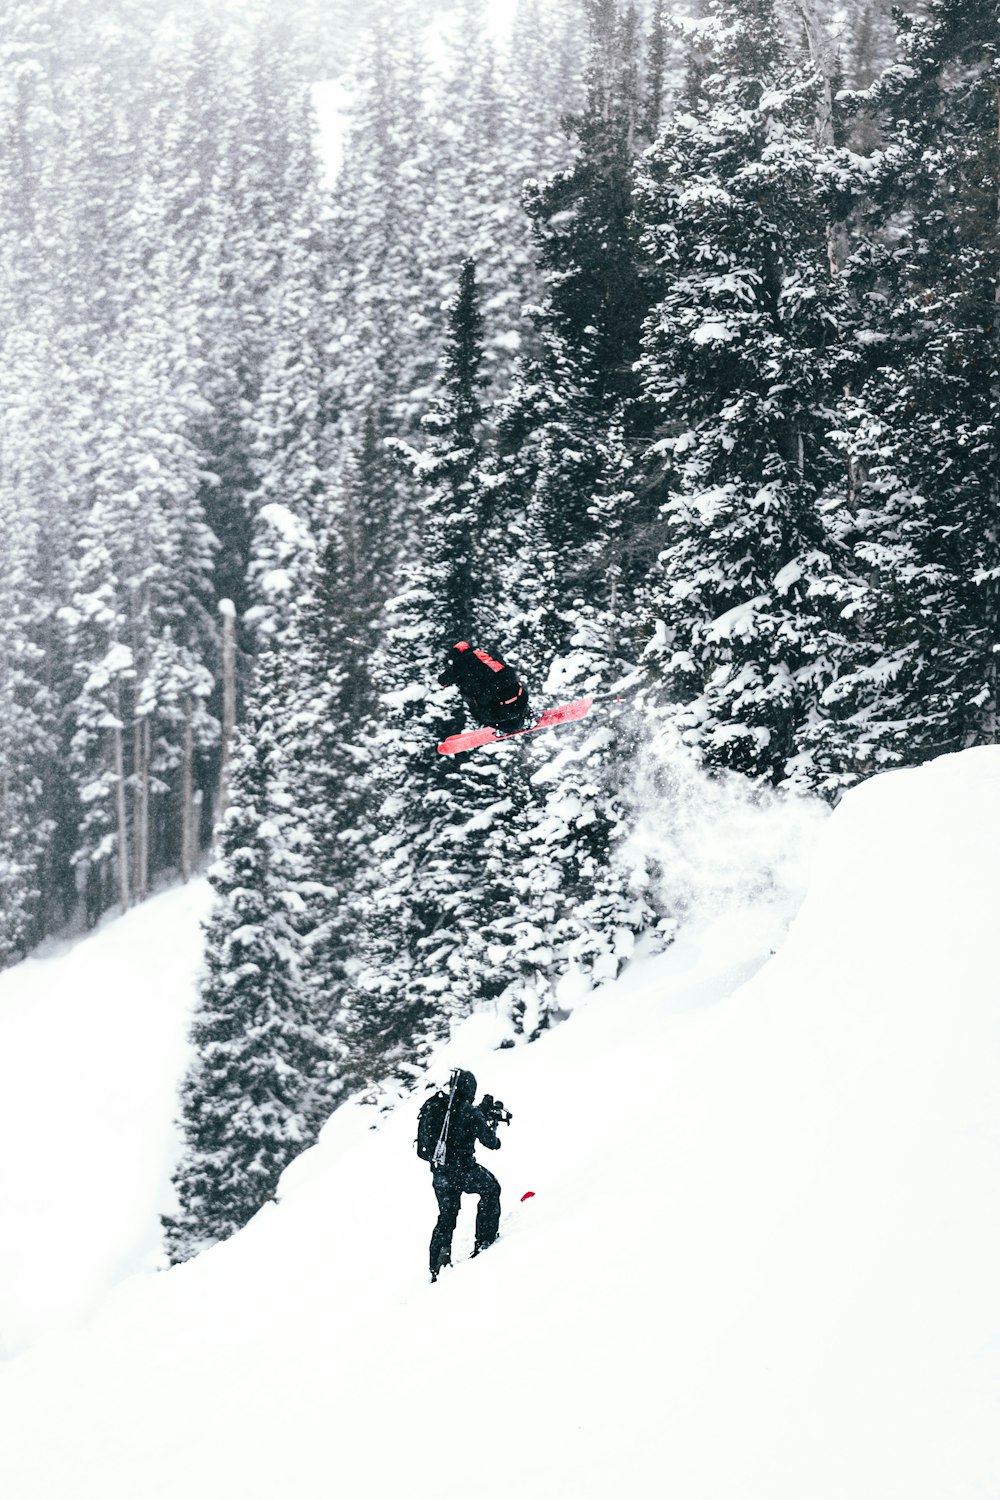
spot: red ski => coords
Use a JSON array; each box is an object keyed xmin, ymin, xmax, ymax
[{"xmin": 437, "ymin": 696, "xmax": 593, "ymax": 756}]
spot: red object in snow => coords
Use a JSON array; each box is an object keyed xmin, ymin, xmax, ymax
[{"xmin": 520, "ymin": 1191, "xmax": 536, "ymax": 1202}]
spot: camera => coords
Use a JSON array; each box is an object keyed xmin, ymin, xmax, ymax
[{"xmin": 480, "ymin": 1093, "xmax": 512, "ymax": 1128}]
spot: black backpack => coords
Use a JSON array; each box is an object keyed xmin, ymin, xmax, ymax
[{"xmin": 416, "ymin": 1078, "xmax": 457, "ymax": 1165}]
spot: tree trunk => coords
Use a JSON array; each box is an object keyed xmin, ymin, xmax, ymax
[
  {"xmin": 608, "ymin": 568, "xmax": 619, "ymax": 664},
  {"xmin": 794, "ymin": 0, "xmax": 849, "ymax": 276},
  {"xmin": 217, "ymin": 600, "xmax": 237, "ymax": 826},
  {"xmin": 112, "ymin": 720, "xmax": 130, "ymax": 913},
  {"xmin": 134, "ymin": 716, "xmax": 150, "ymax": 901},
  {"xmin": 181, "ymin": 695, "xmax": 194, "ymax": 882}
]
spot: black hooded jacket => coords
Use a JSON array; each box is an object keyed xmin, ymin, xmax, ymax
[{"xmin": 440, "ymin": 1069, "xmax": 500, "ymax": 1169}]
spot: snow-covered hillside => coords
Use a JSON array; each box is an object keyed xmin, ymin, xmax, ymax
[
  {"xmin": 2, "ymin": 751, "xmax": 999, "ymax": 1500},
  {"xmin": 0, "ymin": 881, "xmax": 212, "ymax": 1357}
]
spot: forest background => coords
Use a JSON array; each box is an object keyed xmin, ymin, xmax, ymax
[{"xmin": 0, "ymin": 0, "xmax": 996, "ymax": 1260}]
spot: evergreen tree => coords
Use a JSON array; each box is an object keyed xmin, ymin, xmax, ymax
[
  {"xmin": 0, "ymin": 0, "xmax": 65, "ymax": 317},
  {"xmin": 632, "ymin": 0, "xmax": 856, "ymax": 788},
  {"xmin": 805, "ymin": 0, "xmax": 1000, "ymax": 782},
  {"xmin": 61, "ymin": 271, "xmax": 220, "ymax": 918},
  {"xmin": 337, "ymin": 262, "xmax": 503, "ymax": 1084},
  {"xmin": 0, "ymin": 304, "xmax": 85, "ymax": 935},
  {"xmin": 506, "ymin": 0, "xmax": 586, "ymax": 187},
  {"xmin": 426, "ymin": 0, "xmax": 566, "ymax": 396},
  {"xmin": 524, "ymin": 0, "xmax": 646, "ymax": 412},
  {"xmin": 245, "ymin": 234, "xmax": 332, "ymax": 638},
  {"xmin": 489, "ymin": 0, "xmax": 650, "ymax": 644},
  {"xmin": 0, "ymin": 2, "xmax": 347, "ymax": 959},
  {"xmin": 0, "ymin": 488, "xmax": 57, "ymax": 964},
  {"xmin": 57, "ymin": 51, "xmax": 143, "ymax": 339},
  {"xmin": 393, "ymin": 257, "xmax": 488, "ymax": 634},
  {"xmin": 327, "ymin": 4, "xmax": 439, "ymax": 437},
  {"xmin": 472, "ymin": 0, "xmax": 657, "ymax": 1026},
  {"xmin": 326, "ymin": 0, "xmax": 584, "ymax": 443},
  {"xmin": 223, "ymin": 23, "xmax": 332, "ymax": 644},
  {"xmin": 164, "ymin": 640, "xmax": 331, "ymax": 1262}
]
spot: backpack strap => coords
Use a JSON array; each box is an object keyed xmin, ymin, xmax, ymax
[
  {"xmin": 473, "ymin": 648, "xmax": 505, "ymax": 673},
  {"xmin": 433, "ymin": 1069, "xmax": 461, "ymax": 1169}
]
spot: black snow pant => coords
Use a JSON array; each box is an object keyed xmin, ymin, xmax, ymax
[
  {"xmin": 429, "ymin": 1162, "xmax": 501, "ymax": 1275},
  {"xmin": 462, "ymin": 689, "xmax": 530, "ymax": 733}
]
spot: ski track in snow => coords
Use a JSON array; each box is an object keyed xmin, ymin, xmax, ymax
[{"xmin": 1, "ymin": 753, "xmax": 999, "ymax": 1497}]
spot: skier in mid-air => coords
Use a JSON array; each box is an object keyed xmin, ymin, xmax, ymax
[
  {"xmin": 435, "ymin": 639, "xmax": 593, "ymax": 755},
  {"xmin": 438, "ymin": 641, "xmax": 530, "ymax": 731},
  {"xmin": 422, "ymin": 1068, "xmax": 505, "ymax": 1282}
]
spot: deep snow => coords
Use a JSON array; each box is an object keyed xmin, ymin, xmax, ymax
[
  {"xmin": 2, "ymin": 750, "xmax": 999, "ymax": 1499},
  {"xmin": 0, "ymin": 879, "xmax": 212, "ymax": 1358}
]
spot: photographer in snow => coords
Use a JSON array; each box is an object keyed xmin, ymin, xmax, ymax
[{"xmin": 417, "ymin": 1068, "xmax": 511, "ymax": 1282}]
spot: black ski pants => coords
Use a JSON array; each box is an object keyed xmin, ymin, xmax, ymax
[
  {"xmin": 461, "ymin": 688, "xmax": 530, "ymax": 733},
  {"xmin": 429, "ymin": 1162, "xmax": 501, "ymax": 1274}
]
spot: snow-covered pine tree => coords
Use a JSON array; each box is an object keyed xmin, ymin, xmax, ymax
[
  {"xmin": 60, "ymin": 496, "xmax": 137, "ymax": 921},
  {"xmin": 223, "ymin": 23, "xmax": 333, "ymax": 652},
  {"xmin": 164, "ymin": 637, "xmax": 332, "ymax": 1262},
  {"xmin": 0, "ymin": 484, "xmax": 57, "ymax": 966},
  {"xmin": 505, "ymin": 0, "xmax": 586, "ymax": 189},
  {"xmin": 392, "ymin": 257, "xmax": 487, "ymax": 632},
  {"xmin": 803, "ymin": 0, "xmax": 1000, "ymax": 780},
  {"xmin": 326, "ymin": 0, "xmax": 584, "ymax": 446},
  {"xmin": 244, "ymin": 230, "xmax": 332, "ymax": 640},
  {"xmin": 336, "ymin": 410, "xmax": 407, "ymax": 653},
  {"xmin": 336, "ymin": 259, "xmax": 517, "ymax": 1085},
  {"xmin": 326, "ymin": 3, "xmax": 440, "ymax": 439},
  {"xmin": 60, "ymin": 262, "xmax": 221, "ymax": 921},
  {"xmin": 0, "ymin": 242, "xmax": 84, "ymax": 941},
  {"xmin": 318, "ymin": 0, "xmax": 437, "ymax": 692},
  {"xmin": 275, "ymin": 544, "xmax": 373, "ymax": 1086},
  {"xmin": 57, "ymin": 42, "xmax": 145, "ymax": 342},
  {"xmin": 631, "ymin": 0, "xmax": 856, "ymax": 788},
  {"xmin": 642, "ymin": 0, "xmax": 668, "ymax": 141},
  {"xmin": 0, "ymin": 0, "xmax": 65, "ymax": 320},
  {"xmin": 475, "ymin": 0, "xmax": 658, "ymax": 1028},
  {"xmin": 487, "ymin": 0, "xmax": 650, "ymax": 664},
  {"xmin": 524, "ymin": 0, "xmax": 647, "ymax": 415},
  {"xmin": 425, "ymin": 0, "xmax": 577, "ymax": 398},
  {"xmin": 141, "ymin": 19, "xmax": 257, "ymax": 622},
  {"xmin": 261, "ymin": 410, "xmax": 407, "ymax": 1095},
  {"xmin": 0, "ymin": 1, "xmax": 364, "ymax": 954},
  {"xmin": 427, "ymin": 2, "xmax": 515, "ymax": 378}
]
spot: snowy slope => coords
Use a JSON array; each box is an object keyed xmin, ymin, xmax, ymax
[
  {"xmin": 2, "ymin": 751, "xmax": 999, "ymax": 1499},
  {"xmin": 0, "ymin": 880, "xmax": 212, "ymax": 1358}
]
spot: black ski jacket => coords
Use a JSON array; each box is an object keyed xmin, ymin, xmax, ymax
[
  {"xmin": 438, "ymin": 1069, "xmax": 500, "ymax": 1169},
  {"xmin": 438, "ymin": 642, "xmax": 527, "ymax": 727}
]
